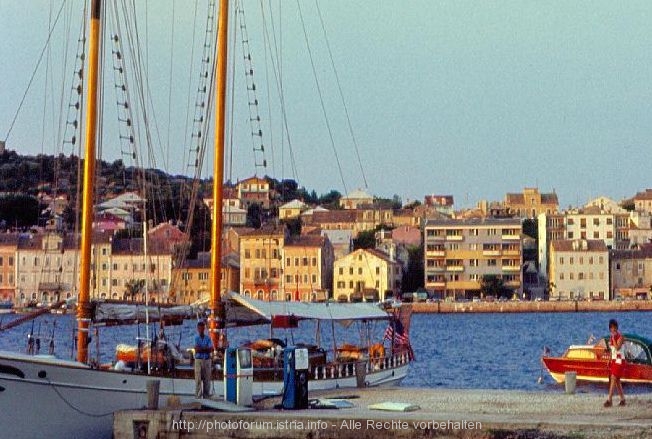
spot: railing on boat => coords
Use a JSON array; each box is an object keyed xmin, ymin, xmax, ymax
[{"xmin": 311, "ymin": 351, "xmax": 410, "ymax": 381}]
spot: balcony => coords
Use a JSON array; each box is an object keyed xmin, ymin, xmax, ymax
[
  {"xmin": 482, "ymin": 250, "xmax": 501, "ymax": 256},
  {"xmin": 253, "ymin": 277, "xmax": 279, "ymax": 286},
  {"xmin": 502, "ymin": 250, "xmax": 520, "ymax": 256},
  {"xmin": 446, "ymin": 266, "xmax": 464, "ymax": 272},
  {"xmin": 501, "ymin": 266, "xmax": 521, "ymax": 272},
  {"xmin": 427, "ymin": 250, "xmax": 446, "ymax": 257},
  {"xmin": 429, "ymin": 281, "xmax": 446, "ymax": 288},
  {"xmin": 501, "ymin": 234, "xmax": 520, "ymax": 240},
  {"xmin": 426, "ymin": 267, "xmax": 445, "ymax": 274},
  {"xmin": 446, "ymin": 235, "xmax": 463, "ymax": 241}
]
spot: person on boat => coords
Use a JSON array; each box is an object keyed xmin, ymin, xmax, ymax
[
  {"xmin": 194, "ymin": 320, "xmax": 214, "ymax": 399},
  {"xmin": 604, "ymin": 318, "xmax": 625, "ymax": 407}
]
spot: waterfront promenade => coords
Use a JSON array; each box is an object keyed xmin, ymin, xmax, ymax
[
  {"xmin": 114, "ymin": 386, "xmax": 652, "ymax": 438},
  {"xmin": 411, "ymin": 300, "xmax": 652, "ymax": 313}
]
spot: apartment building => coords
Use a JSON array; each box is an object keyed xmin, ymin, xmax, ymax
[
  {"xmin": 538, "ymin": 209, "xmax": 630, "ymax": 276},
  {"xmin": 548, "ymin": 239, "xmax": 609, "ymax": 300},
  {"xmin": 333, "ymin": 248, "xmax": 402, "ymax": 302},
  {"xmin": 424, "ymin": 218, "xmax": 523, "ymax": 299}
]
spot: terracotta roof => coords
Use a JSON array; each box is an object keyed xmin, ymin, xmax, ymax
[
  {"xmin": 425, "ymin": 217, "xmax": 521, "ymax": 227},
  {"xmin": 551, "ymin": 239, "xmax": 608, "ymax": 252},
  {"xmin": 285, "ymin": 235, "xmax": 326, "ymax": 247},
  {"xmin": 312, "ymin": 210, "xmax": 357, "ymax": 223},
  {"xmin": 239, "ymin": 224, "xmax": 286, "ymax": 237},
  {"xmin": 634, "ymin": 189, "xmax": 652, "ymax": 201},
  {"xmin": 611, "ymin": 243, "xmax": 652, "ymax": 260}
]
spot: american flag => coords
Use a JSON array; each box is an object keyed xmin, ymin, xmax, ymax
[{"xmin": 384, "ymin": 319, "xmax": 410, "ymax": 346}]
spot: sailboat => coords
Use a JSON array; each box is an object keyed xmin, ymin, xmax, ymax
[{"xmin": 0, "ymin": 2, "xmax": 411, "ymax": 438}]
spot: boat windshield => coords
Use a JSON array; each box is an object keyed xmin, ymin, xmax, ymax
[{"xmin": 623, "ymin": 340, "xmax": 650, "ymax": 364}]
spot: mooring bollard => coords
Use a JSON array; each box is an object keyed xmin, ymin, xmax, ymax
[
  {"xmin": 146, "ymin": 379, "xmax": 160, "ymax": 409},
  {"xmin": 564, "ymin": 371, "xmax": 576, "ymax": 394}
]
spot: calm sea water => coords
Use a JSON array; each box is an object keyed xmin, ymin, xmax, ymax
[{"xmin": 2, "ymin": 311, "xmax": 651, "ymax": 393}]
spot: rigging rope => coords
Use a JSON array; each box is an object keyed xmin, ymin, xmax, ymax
[
  {"xmin": 3, "ymin": 0, "xmax": 67, "ymax": 143},
  {"xmin": 295, "ymin": 0, "xmax": 348, "ymax": 194},
  {"xmin": 314, "ymin": 0, "xmax": 368, "ymax": 189}
]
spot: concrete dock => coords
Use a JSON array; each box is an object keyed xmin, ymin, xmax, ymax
[{"xmin": 114, "ymin": 386, "xmax": 652, "ymax": 438}]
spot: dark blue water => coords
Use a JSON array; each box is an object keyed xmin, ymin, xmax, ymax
[{"xmin": 2, "ymin": 311, "xmax": 651, "ymax": 393}]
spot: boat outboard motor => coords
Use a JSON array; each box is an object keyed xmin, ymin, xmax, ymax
[{"xmin": 281, "ymin": 346, "xmax": 309, "ymax": 410}]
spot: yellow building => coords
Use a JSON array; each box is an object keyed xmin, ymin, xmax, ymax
[
  {"xmin": 0, "ymin": 234, "xmax": 18, "ymax": 302},
  {"xmin": 109, "ymin": 238, "xmax": 172, "ymax": 303},
  {"xmin": 171, "ymin": 253, "xmax": 239, "ymax": 305},
  {"xmin": 279, "ymin": 199, "xmax": 308, "ymax": 220},
  {"xmin": 239, "ymin": 225, "xmax": 287, "ymax": 300},
  {"xmin": 333, "ymin": 248, "xmax": 402, "ymax": 302},
  {"xmin": 283, "ymin": 235, "xmax": 333, "ymax": 302},
  {"xmin": 504, "ymin": 187, "xmax": 558, "ymax": 218},
  {"xmin": 423, "ymin": 218, "xmax": 523, "ymax": 300}
]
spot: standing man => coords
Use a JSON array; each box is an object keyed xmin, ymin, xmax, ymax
[
  {"xmin": 194, "ymin": 320, "xmax": 213, "ymax": 399},
  {"xmin": 604, "ymin": 318, "xmax": 626, "ymax": 407}
]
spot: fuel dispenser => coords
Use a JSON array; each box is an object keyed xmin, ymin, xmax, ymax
[
  {"xmin": 224, "ymin": 347, "xmax": 253, "ymax": 406},
  {"xmin": 281, "ymin": 346, "xmax": 309, "ymax": 409}
]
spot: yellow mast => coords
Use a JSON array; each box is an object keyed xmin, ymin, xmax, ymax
[
  {"xmin": 77, "ymin": 0, "xmax": 102, "ymax": 364},
  {"xmin": 209, "ymin": 0, "xmax": 229, "ymax": 347}
]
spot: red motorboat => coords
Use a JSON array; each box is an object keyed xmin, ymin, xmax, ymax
[{"xmin": 542, "ymin": 333, "xmax": 652, "ymax": 384}]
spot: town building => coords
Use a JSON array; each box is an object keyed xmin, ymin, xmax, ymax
[
  {"xmin": 283, "ymin": 235, "xmax": 334, "ymax": 302},
  {"xmin": 279, "ymin": 199, "xmax": 308, "ymax": 220},
  {"xmin": 548, "ymin": 239, "xmax": 609, "ymax": 300},
  {"xmin": 171, "ymin": 252, "xmax": 239, "ymax": 304},
  {"xmin": 424, "ymin": 194, "xmax": 454, "ymax": 216},
  {"xmin": 238, "ymin": 224, "xmax": 286, "ymax": 300},
  {"xmin": 538, "ymin": 210, "xmax": 631, "ymax": 276},
  {"xmin": 0, "ymin": 234, "xmax": 18, "ymax": 302},
  {"xmin": 503, "ymin": 187, "xmax": 558, "ymax": 218},
  {"xmin": 237, "ymin": 176, "xmax": 270, "ymax": 209},
  {"xmin": 610, "ymin": 244, "xmax": 652, "ymax": 300},
  {"xmin": 633, "ymin": 189, "xmax": 652, "ymax": 214},
  {"xmin": 423, "ymin": 218, "xmax": 523, "ymax": 300},
  {"xmin": 340, "ymin": 188, "xmax": 373, "ymax": 210},
  {"xmin": 333, "ymin": 248, "xmax": 402, "ymax": 302}
]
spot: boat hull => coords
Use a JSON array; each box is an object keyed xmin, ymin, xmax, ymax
[
  {"xmin": 542, "ymin": 357, "xmax": 652, "ymax": 384},
  {"xmin": 0, "ymin": 350, "xmax": 409, "ymax": 439}
]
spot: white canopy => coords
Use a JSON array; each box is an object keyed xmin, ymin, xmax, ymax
[{"xmin": 223, "ymin": 292, "xmax": 390, "ymax": 327}]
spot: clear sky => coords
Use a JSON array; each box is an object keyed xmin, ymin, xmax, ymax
[{"xmin": 1, "ymin": 0, "xmax": 652, "ymax": 209}]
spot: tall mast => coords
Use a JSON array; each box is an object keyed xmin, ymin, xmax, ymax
[
  {"xmin": 77, "ymin": 0, "xmax": 102, "ymax": 364},
  {"xmin": 209, "ymin": 0, "xmax": 229, "ymax": 347}
]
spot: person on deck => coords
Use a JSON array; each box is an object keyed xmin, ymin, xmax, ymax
[
  {"xmin": 194, "ymin": 320, "xmax": 214, "ymax": 399},
  {"xmin": 604, "ymin": 318, "xmax": 625, "ymax": 407}
]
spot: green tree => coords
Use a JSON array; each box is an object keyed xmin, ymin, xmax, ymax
[
  {"xmin": 402, "ymin": 245, "xmax": 424, "ymax": 293},
  {"xmin": 353, "ymin": 229, "xmax": 376, "ymax": 250},
  {"xmin": 246, "ymin": 203, "xmax": 262, "ymax": 228},
  {"xmin": 480, "ymin": 275, "xmax": 511, "ymax": 299}
]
